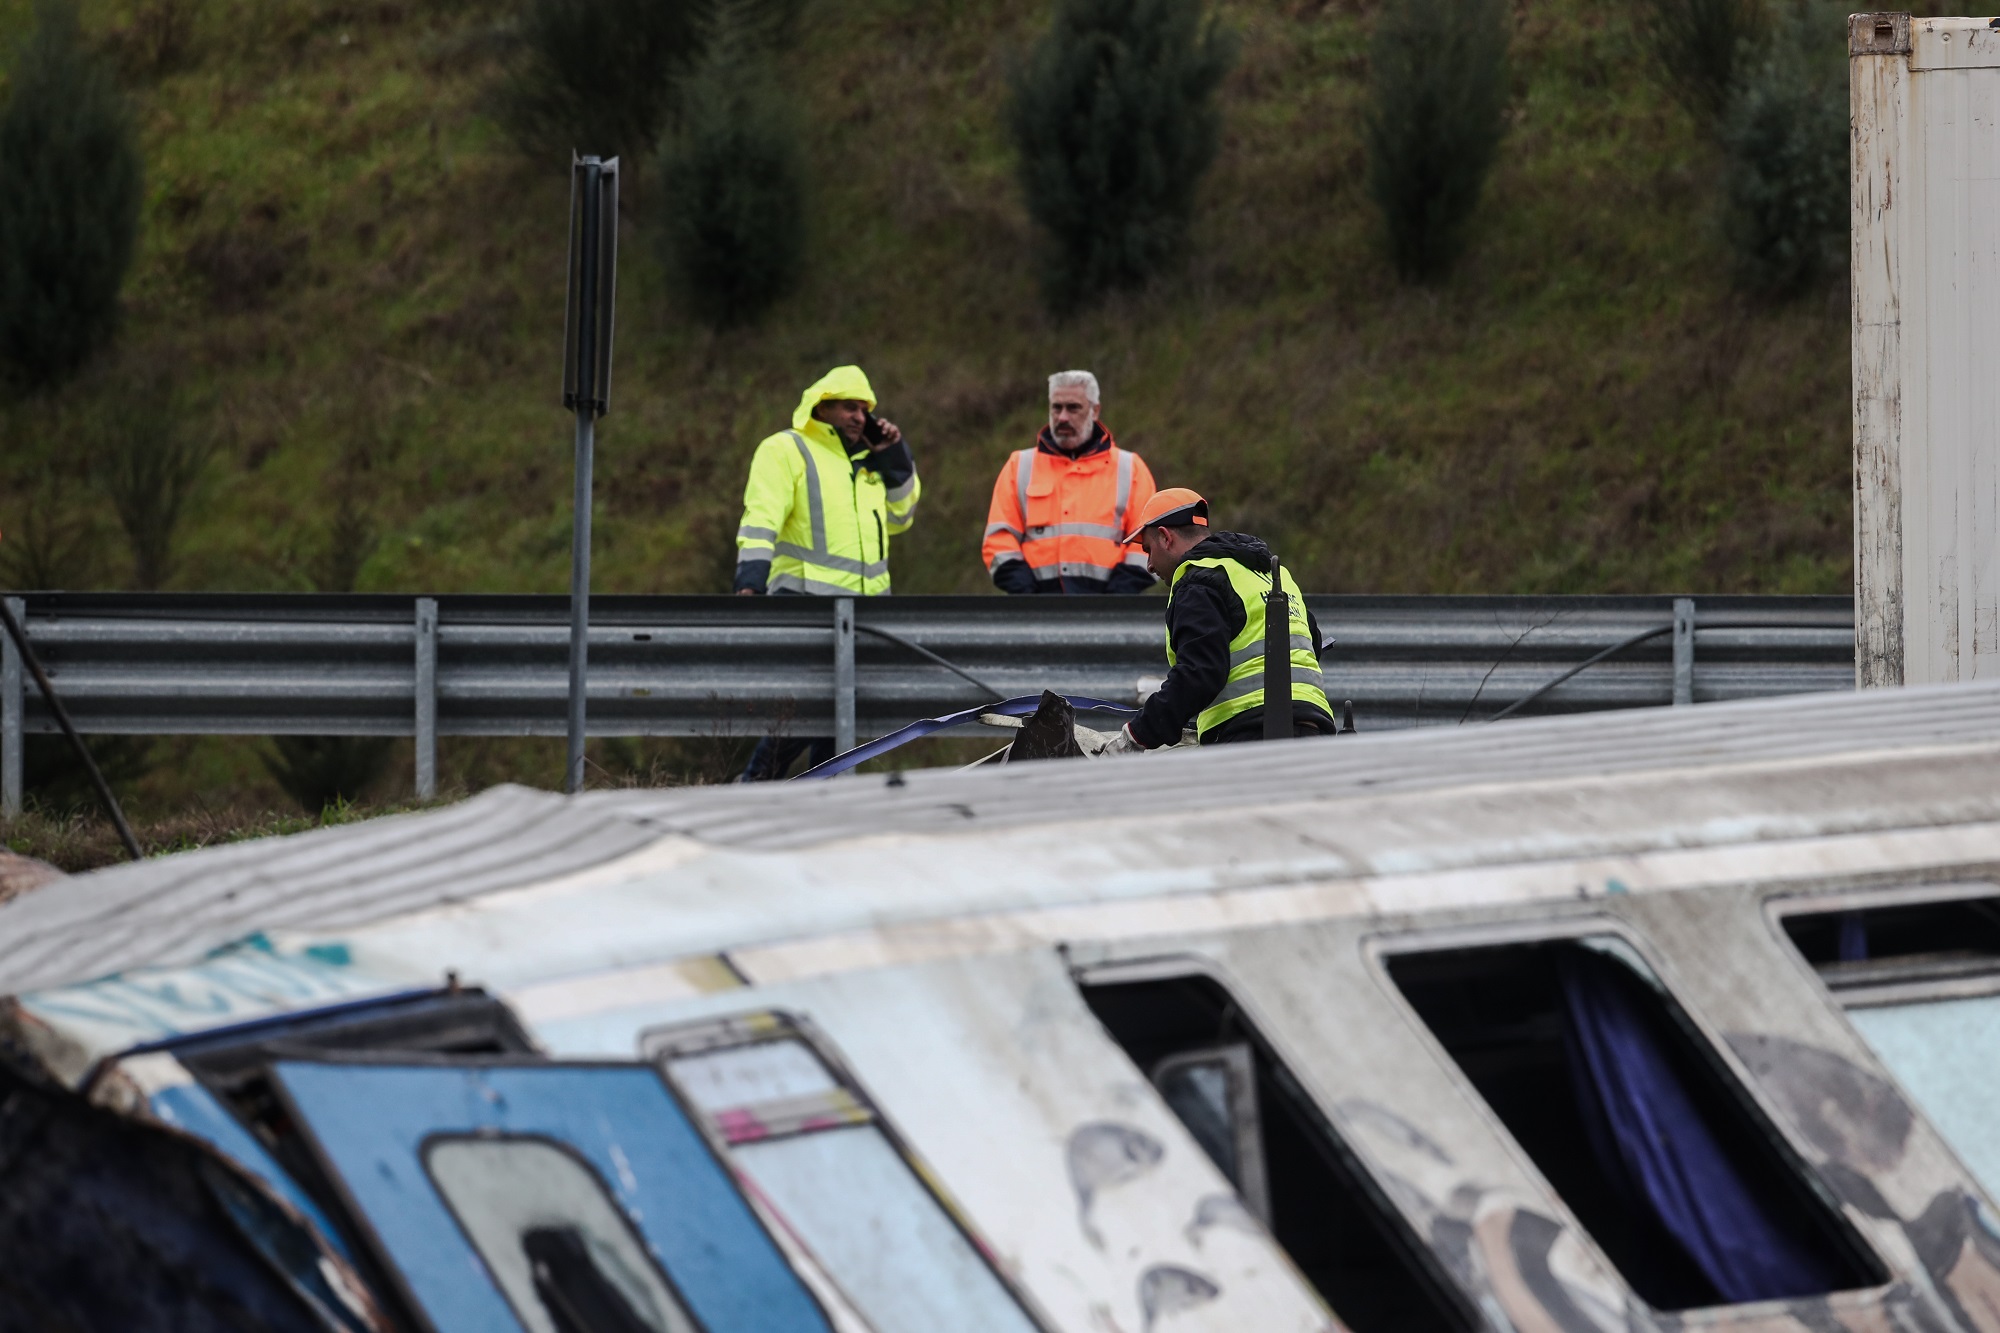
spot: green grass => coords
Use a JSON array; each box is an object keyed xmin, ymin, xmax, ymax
[{"xmin": 0, "ymin": 0, "xmax": 1853, "ymax": 815}]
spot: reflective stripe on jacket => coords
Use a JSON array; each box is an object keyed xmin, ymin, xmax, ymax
[
  {"xmin": 981, "ymin": 427, "xmax": 1154, "ymax": 592},
  {"xmin": 736, "ymin": 366, "xmax": 919, "ymax": 595},
  {"xmin": 1166, "ymin": 555, "xmax": 1332, "ymax": 739}
]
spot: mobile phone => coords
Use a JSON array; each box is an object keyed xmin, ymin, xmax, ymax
[{"xmin": 862, "ymin": 412, "xmax": 888, "ymax": 446}]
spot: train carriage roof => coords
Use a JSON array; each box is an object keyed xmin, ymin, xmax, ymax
[{"xmin": 5, "ymin": 678, "xmax": 2000, "ymax": 1083}]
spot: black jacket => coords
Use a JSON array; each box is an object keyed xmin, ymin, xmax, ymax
[
  {"xmin": 992, "ymin": 424, "xmax": 1156, "ymax": 597},
  {"xmin": 1128, "ymin": 532, "xmax": 1335, "ymax": 748}
]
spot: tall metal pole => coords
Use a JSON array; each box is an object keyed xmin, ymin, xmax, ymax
[
  {"xmin": 566, "ymin": 408, "xmax": 593, "ymax": 793},
  {"xmin": 565, "ymin": 158, "xmax": 601, "ymax": 795}
]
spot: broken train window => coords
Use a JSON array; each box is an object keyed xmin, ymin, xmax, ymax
[
  {"xmin": 1386, "ymin": 933, "xmax": 1885, "ymax": 1311},
  {"xmin": 1078, "ymin": 963, "xmax": 1478, "ymax": 1333},
  {"xmin": 643, "ymin": 1014, "xmax": 1042, "ymax": 1333},
  {"xmin": 1775, "ymin": 886, "xmax": 2000, "ymax": 1203}
]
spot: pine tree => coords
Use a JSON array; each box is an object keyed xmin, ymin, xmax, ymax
[
  {"xmin": 655, "ymin": 3, "xmax": 804, "ymax": 328},
  {"xmin": 0, "ymin": 0, "xmax": 144, "ymax": 391},
  {"xmin": 497, "ymin": 0, "xmax": 706, "ymax": 164},
  {"xmin": 1009, "ymin": 0, "xmax": 1236, "ymax": 314},
  {"xmin": 1365, "ymin": 0, "xmax": 1510, "ymax": 282},
  {"xmin": 1718, "ymin": 0, "xmax": 1847, "ymax": 296},
  {"xmin": 497, "ymin": 0, "xmax": 805, "ymax": 166},
  {"xmin": 1638, "ymin": 0, "xmax": 1767, "ymax": 127}
]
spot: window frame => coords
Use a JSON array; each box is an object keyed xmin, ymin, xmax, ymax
[
  {"xmin": 1070, "ymin": 951, "xmax": 1485, "ymax": 1333},
  {"xmin": 1363, "ymin": 914, "xmax": 1892, "ymax": 1312},
  {"xmin": 1762, "ymin": 880, "xmax": 2000, "ymax": 1009},
  {"xmin": 419, "ymin": 1128, "xmax": 705, "ymax": 1333},
  {"xmin": 263, "ymin": 1053, "xmax": 835, "ymax": 1333},
  {"xmin": 638, "ymin": 1010, "xmax": 1054, "ymax": 1333},
  {"xmin": 1148, "ymin": 1043, "xmax": 1270, "ymax": 1224}
]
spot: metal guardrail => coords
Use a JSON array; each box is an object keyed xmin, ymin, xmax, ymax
[{"xmin": 0, "ymin": 592, "xmax": 1854, "ymax": 809}]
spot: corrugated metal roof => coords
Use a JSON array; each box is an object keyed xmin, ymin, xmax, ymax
[
  {"xmin": 0, "ymin": 784, "xmax": 661, "ymax": 998},
  {"xmin": 4, "ymin": 679, "xmax": 1998, "ymax": 1001},
  {"xmin": 590, "ymin": 676, "xmax": 2000, "ymax": 848}
]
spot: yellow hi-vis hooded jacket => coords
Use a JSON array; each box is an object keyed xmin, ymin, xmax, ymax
[{"xmin": 735, "ymin": 366, "xmax": 921, "ymax": 595}]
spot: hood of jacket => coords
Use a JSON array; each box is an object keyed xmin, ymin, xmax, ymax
[
  {"xmin": 792, "ymin": 365, "xmax": 878, "ymax": 432},
  {"xmin": 1183, "ymin": 530, "xmax": 1275, "ymax": 575}
]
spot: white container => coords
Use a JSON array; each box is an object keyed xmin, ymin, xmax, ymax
[{"xmin": 1852, "ymin": 13, "xmax": 2000, "ymax": 686}]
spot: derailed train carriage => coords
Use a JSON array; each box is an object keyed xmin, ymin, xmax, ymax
[{"xmin": 5, "ymin": 681, "xmax": 2000, "ymax": 1333}]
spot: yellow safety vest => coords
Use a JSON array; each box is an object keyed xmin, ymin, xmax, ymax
[
  {"xmin": 735, "ymin": 367, "xmax": 920, "ymax": 595},
  {"xmin": 1166, "ymin": 556, "xmax": 1332, "ymax": 738}
]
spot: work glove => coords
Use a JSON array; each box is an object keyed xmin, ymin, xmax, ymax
[{"xmin": 1100, "ymin": 723, "xmax": 1146, "ymax": 756}]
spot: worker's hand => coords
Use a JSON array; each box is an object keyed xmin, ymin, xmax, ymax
[
  {"xmin": 736, "ymin": 588, "xmax": 761, "ymax": 596},
  {"xmin": 1101, "ymin": 723, "xmax": 1146, "ymax": 756},
  {"xmin": 868, "ymin": 417, "xmax": 903, "ymax": 451}
]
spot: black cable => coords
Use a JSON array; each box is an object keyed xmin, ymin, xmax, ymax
[
  {"xmin": 1483, "ymin": 619, "xmax": 1838, "ymax": 724},
  {"xmin": 1485, "ymin": 626, "xmax": 1673, "ymax": 722},
  {"xmin": 851, "ymin": 625, "xmax": 1007, "ymax": 701},
  {"xmin": 0, "ymin": 598, "xmax": 142, "ymax": 859}
]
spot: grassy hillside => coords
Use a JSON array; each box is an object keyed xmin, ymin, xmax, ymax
[{"xmin": 0, "ymin": 0, "xmax": 1853, "ymax": 823}]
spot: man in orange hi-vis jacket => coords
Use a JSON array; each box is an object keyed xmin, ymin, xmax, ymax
[{"xmin": 981, "ymin": 370, "xmax": 1158, "ymax": 595}]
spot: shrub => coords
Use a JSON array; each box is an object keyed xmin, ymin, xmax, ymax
[
  {"xmin": 1717, "ymin": 0, "xmax": 1847, "ymax": 297},
  {"xmin": 656, "ymin": 6, "xmax": 805, "ymax": 328},
  {"xmin": 0, "ymin": 0, "xmax": 144, "ymax": 392},
  {"xmin": 1009, "ymin": 0, "xmax": 1237, "ymax": 314},
  {"xmin": 0, "ymin": 467, "xmax": 107, "ymax": 590},
  {"xmin": 264, "ymin": 736, "xmax": 395, "ymax": 815},
  {"xmin": 1638, "ymin": 0, "xmax": 1766, "ymax": 127},
  {"xmin": 496, "ymin": 0, "xmax": 706, "ymax": 163},
  {"xmin": 1365, "ymin": 0, "xmax": 1510, "ymax": 282},
  {"xmin": 260, "ymin": 479, "xmax": 390, "ymax": 814},
  {"xmin": 91, "ymin": 373, "xmax": 213, "ymax": 590},
  {"xmin": 23, "ymin": 735, "xmax": 153, "ymax": 816}
]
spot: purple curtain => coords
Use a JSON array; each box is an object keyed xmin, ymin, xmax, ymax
[
  {"xmin": 1558, "ymin": 949, "xmax": 1845, "ymax": 1303},
  {"xmin": 1837, "ymin": 912, "xmax": 1869, "ymax": 962}
]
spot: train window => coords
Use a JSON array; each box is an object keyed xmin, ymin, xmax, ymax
[
  {"xmin": 645, "ymin": 1017, "xmax": 1042, "ymax": 1333},
  {"xmin": 1778, "ymin": 892, "xmax": 2000, "ymax": 1202},
  {"xmin": 1080, "ymin": 969, "xmax": 1476, "ymax": 1333},
  {"xmin": 1387, "ymin": 937, "xmax": 1884, "ymax": 1311},
  {"xmin": 1780, "ymin": 893, "xmax": 2000, "ymax": 992},
  {"xmin": 1785, "ymin": 896, "xmax": 2000, "ymax": 966},
  {"xmin": 426, "ymin": 1136, "xmax": 698, "ymax": 1333},
  {"xmin": 1151, "ymin": 1045, "xmax": 1270, "ymax": 1222}
]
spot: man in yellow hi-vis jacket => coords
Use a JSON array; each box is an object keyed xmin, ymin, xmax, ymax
[
  {"xmin": 734, "ymin": 365, "xmax": 920, "ymax": 778},
  {"xmin": 734, "ymin": 364, "xmax": 919, "ymax": 598}
]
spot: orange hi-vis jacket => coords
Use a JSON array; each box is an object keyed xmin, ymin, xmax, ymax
[{"xmin": 982, "ymin": 426, "xmax": 1158, "ymax": 594}]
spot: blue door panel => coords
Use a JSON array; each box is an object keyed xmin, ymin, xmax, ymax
[
  {"xmin": 149, "ymin": 1079, "xmax": 354, "ymax": 1261},
  {"xmin": 272, "ymin": 1061, "xmax": 832, "ymax": 1333}
]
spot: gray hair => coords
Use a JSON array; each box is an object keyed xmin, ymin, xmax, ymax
[{"xmin": 1048, "ymin": 370, "xmax": 1100, "ymax": 405}]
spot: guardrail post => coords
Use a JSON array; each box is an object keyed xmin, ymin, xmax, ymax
[
  {"xmin": 414, "ymin": 598, "xmax": 438, "ymax": 799},
  {"xmin": 1672, "ymin": 598, "xmax": 1696, "ymax": 707},
  {"xmin": 2, "ymin": 597, "xmax": 21, "ymax": 817},
  {"xmin": 833, "ymin": 598, "xmax": 856, "ymax": 757}
]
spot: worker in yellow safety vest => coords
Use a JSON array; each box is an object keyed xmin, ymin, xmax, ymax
[
  {"xmin": 1103, "ymin": 488, "xmax": 1336, "ymax": 753},
  {"xmin": 735, "ymin": 364, "xmax": 919, "ymax": 597},
  {"xmin": 734, "ymin": 365, "xmax": 921, "ymax": 779}
]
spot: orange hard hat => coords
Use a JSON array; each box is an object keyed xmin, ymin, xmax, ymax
[{"xmin": 1122, "ymin": 487, "xmax": 1209, "ymax": 544}]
